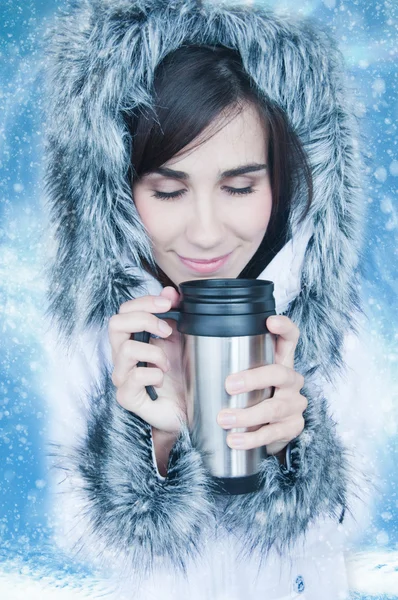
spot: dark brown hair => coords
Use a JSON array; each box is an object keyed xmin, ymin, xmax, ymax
[{"xmin": 125, "ymin": 44, "xmax": 313, "ymax": 288}]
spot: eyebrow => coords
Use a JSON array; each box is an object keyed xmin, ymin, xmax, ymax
[{"xmin": 144, "ymin": 163, "xmax": 267, "ymax": 182}]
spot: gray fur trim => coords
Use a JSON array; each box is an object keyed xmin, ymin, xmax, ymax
[
  {"xmin": 43, "ymin": 0, "xmax": 366, "ymax": 381},
  {"xmin": 220, "ymin": 381, "xmax": 350, "ymax": 564},
  {"xmin": 49, "ymin": 368, "xmax": 368, "ymax": 576},
  {"xmin": 49, "ymin": 367, "xmax": 217, "ymax": 578}
]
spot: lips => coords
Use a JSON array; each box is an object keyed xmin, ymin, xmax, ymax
[
  {"xmin": 179, "ymin": 253, "xmax": 231, "ymax": 264},
  {"xmin": 178, "ymin": 252, "xmax": 232, "ymax": 274}
]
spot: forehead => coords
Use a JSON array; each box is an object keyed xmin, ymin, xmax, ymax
[
  {"xmin": 169, "ymin": 106, "xmax": 268, "ymax": 171},
  {"xmin": 144, "ymin": 104, "xmax": 268, "ymax": 180}
]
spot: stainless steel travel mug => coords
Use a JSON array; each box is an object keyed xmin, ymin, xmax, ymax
[{"xmin": 133, "ymin": 279, "xmax": 276, "ymax": 494}]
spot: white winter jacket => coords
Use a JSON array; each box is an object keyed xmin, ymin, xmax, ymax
[
  {"xmin": 43, "ymin": 220, "xmax": 381, "ymax": 599},
  {"xmin": 41, "ymin": 1, "xmax": 383, "ymax": 598}
]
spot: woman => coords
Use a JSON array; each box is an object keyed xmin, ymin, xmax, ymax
[{"xmin": 42, "ymin": 1, "xmax": 379, "ymax": 598}]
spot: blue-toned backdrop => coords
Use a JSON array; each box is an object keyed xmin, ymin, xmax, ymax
[{"xmin": 1, "ymin": 0, "xmax": 397, "ymax": 597}]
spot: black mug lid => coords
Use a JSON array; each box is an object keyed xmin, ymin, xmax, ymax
[{"xmin": 178, "ymin": 278, "xmax": 275, "ymax": 316}]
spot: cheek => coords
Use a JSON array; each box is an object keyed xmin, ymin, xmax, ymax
[
  {"xmin": 232, "ymin": 191, "xmax": 272, "ymax": 240},
  {"xmin": 134, "ymin": 195, "xmax": 180, "ymax": 245}
]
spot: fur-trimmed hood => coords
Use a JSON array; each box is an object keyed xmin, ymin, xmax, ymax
[
  {"xmin": 42, "ymin": 0, "xmax": 374, "ymax": 589},
  {"xmin": 43, "ymin": 0, "xmax": 365, "ymax": 384}
]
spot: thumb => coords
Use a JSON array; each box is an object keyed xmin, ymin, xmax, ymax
[{"xmin": 159, "ymin": 285, "xmax": 181, "ymax": 309}]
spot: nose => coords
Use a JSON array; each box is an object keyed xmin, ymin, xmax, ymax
[{"xmin": 185, "ymin": 195, "xmax": 225, "ymax": 249}]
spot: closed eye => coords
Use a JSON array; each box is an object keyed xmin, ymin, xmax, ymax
[
  {"xmin": 224, "ymin": 186, "xmax": 256, "ymax": 196},
  {"xmin": 151, "ymin": 186, "xmax": 256, "ymax": 200}
]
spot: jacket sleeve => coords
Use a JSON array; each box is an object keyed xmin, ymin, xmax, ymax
[
  {"xmin": 44, "ymin": 323, "xmax": 217, "ymax": 579},
  {"xmin": 218, "ymin": 314, "xmax": 385, "ymax": 561}
]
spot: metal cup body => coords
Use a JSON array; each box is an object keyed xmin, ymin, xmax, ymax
[{"xmin": 181, "ymin": 332, "xmax": 275, "ymax": 478}]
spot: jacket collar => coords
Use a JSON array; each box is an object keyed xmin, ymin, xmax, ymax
[{"xmin": 258, "ymin": 220, "xmax": 313, "ymax": 315}]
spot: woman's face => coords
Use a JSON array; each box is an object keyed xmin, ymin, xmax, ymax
[{"xmin": 132, "ymin": 103, "xmax": 272, "ymax": 287}]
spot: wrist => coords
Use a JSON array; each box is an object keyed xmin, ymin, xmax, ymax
[
  {"xmin": 265, "ymin": 443, "xmax": 289, "ymax": 467},
  {"xmin": 274, "ymin": 446, "xmax": 287, "ymax": 466},
  {"xmin": 151, "ymin": 427, "xmax": 179, "ymax": 477}
]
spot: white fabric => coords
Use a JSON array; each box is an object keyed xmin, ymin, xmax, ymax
[
  {"xmin": 258, "ymin": 220, "xmax": 314, "ymax": 314},
  {"xmin": 111, "ymin": 518, "xmax": 349, "ymax": 600},
  {"xmin": 42, "ymin": 220, "xmax": 383, "ymax": 599}
]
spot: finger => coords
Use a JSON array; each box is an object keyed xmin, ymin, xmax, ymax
[
  {"xmin": 217, "ymin": 392, "xmax": 307, "ymax": 430},
  {"xmin": 111, "ymin": 339, "xmax": 170, "ymax": 388},
  {"xmin": 266, "ymin": 315, "xmax": 300, "ymax": 369},
  {"xmin": 118, "ymin": 294, "xmax": 172, "ymax": 315},
  {"xmin": 116, "ymin": 365, "xmax": 164, "ymax": 410},
  {"xmin": 116, "ymin": 367, "xmax": 183, "ymax": 432},
  {"xmin": 225, "ymin": 363, "xmax": 304, "ymax": 395},
  {"xmin": 226, "ymin": 416, "xmax": 305, "ymax": 450},
  {"xmin": 108, "ymin": 308, "xmax": 172, "ymax": 360},
  {"xmin": 159, "ymin": 286, "xmax": 181, "ymax": 309},
  {"xmin": 158, "ymin": 287, "xmax": 182, "ymax": 336}
]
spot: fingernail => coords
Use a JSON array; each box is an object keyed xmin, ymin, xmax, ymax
[
  {"xmin": 158, "ymin": 320, "xmax": 172, "ymax": 334},
  {"xmin": 227, "ymin": 378, "xmax": 244, "ymax": 392},
  {"xmin": 154, "ymin": 297, "xmax": 171, "ymax": 307},
  {"xmin": 228, "ymin": 435, "xmax": 245, "ymax": 448},
  {"xmin": 218, "ymin": 412, "xmax": 237, "ymax": 426}
]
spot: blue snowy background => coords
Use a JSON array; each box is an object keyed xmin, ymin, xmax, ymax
[{"xmin": 0, "ymin": 0, "xmax": 397, "ymax": 597}]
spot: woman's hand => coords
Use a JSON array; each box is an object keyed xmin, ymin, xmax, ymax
[
  {"xmin": 217, "ymin": 315, "xmax": 307, "ymax": 457},
  {"xmin": 108, "ymin": 286, "xmax": 186, "ymax": 434}
]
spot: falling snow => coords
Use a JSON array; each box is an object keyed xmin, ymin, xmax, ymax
[{"xmin": 0, "ymin": 0, "xmax": 397, "ymax": 599}]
